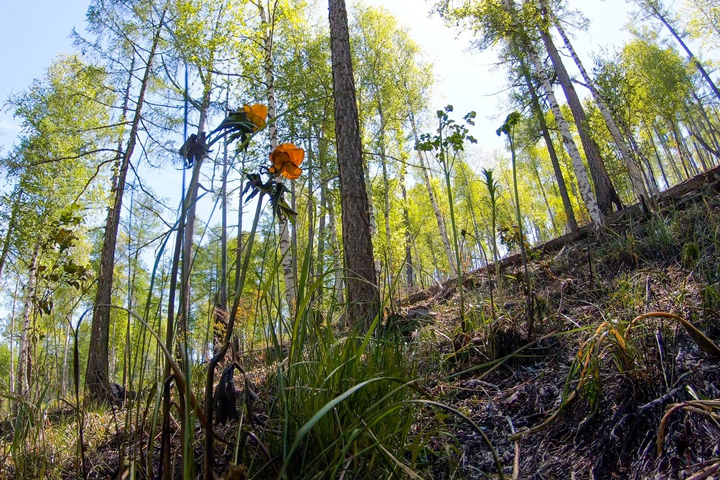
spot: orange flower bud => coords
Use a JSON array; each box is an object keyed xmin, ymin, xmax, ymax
[
  {"xmin": 243, "ymin": 104, "xmax": 268, "ymax": 131},
  {"xmin": 269, "ymin": 143, "xmax": 304, "ymax": 180}
]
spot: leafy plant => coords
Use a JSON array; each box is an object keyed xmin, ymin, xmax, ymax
[{"xmin": 416, "ymin": 105, "xmax": 477, "ymax": 332}]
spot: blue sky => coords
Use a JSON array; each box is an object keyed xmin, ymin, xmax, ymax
[
  {"xmin": 1, "ymin": 0, "xmax": 89, "ymax": 143},
  {"xmin": 0, "ymin": 0, "xmax": 637, "ymax": 153},
  {"xmin": 0, "ymin": 0, "xmax": 688, "ymax": 237}
]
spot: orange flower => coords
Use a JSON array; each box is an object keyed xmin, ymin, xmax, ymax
[
  {"xmin": 243, "ymin": 104, "xmax": 268, "ymax": 131},
  {"xmin": 269, "ymin": 143, "xmax": 304, "ymax": 180}
]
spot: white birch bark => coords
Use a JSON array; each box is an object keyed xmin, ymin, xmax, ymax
[
  {"xmin": 259, "ymin": 1, "xmax": 296, "ymax": 311},
  {"xmin": 528, "ymin": 47, "xmax": 604, "ymax": 226},
  {"xmin": 552, "ymin": 14, "xmax": 650, "ymax": 202}
]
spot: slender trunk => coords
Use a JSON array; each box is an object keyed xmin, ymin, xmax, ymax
[
  {"xmin": 86, "ymin": 12, "xmax": 163, "ymax": 401},
  {"xmin": 235, "ymin": 156, "xmax": 245, "ymax": 353},
  {"xmin": 522, "ymin": 66, "xmax": 577, "ymax": 232},
  {"xmin": 540, "ymin": 27, "xmax": 622, "ymax": 213},
  {"xmin": 0, "ymin": 189, "xmax": 22, "ymax": 281},
  {"xmin": 550, "ymin": 10, "xmax": 649, "ymax": 203},
  {"xmin": 409, "ymin": 111, "xmax": 457, "ymax": 276},
  {"xmin": 687, "ymin": 107, "xmax": 720, "ymax": 161},
  {"xmin": 622, "ymin": 120, "xmax": 661, "ymax": 194},
  {"xmin": 220, "ymin": 85, "xmax": 229, "ymax": 312},
  {"xmin": 669, "ymin": 121, "xmax": 693, "ymax": 178},
  {"xmin": 306, "ymin": 130, "xmax": 316, "ymax": 288},
  {"xmin": 8, "ymin": 278, "xmax": 19, "ymax": 396},
  {"xmin": 258, "ymin": 1, "xmax": 296, "ymax": 312},
  {"xmin": 527, "ymin": 45, "xmax": 604, "ymax": 225},
  {"xmin": 690, "ymin": 89, "xmax": 720, "ymax": 155},
  {"xmin": 400, "ymin": 163, "xmax": 413, "ymax": 289},
  {"xmin": 532, "ymin": 161, "xmax": 557, "ymax": 234},
  {"xmin": 646, "ymin": 125, "xmax": 670, "ymax": 188},
  {"xmin": 377, "ymin": 101, "xmax": 392, "ymax": 283},
  {"xmin": 61, "ymin": 321, "xmax": 70, "ymax": 398},
  {"xmin": 654, "ymin": 126, "xmax": 682, "ymax": 182},
  {"xmin": 693, "ymin": 139, "xmax": 709, "ymax": 171},
  {"xmin": 650, "ymin": 4, "xmax": 720, "ymax": 103},
  {"xmin": 317, "ymin": 178, "xmax": 327, "ymax": 302},
  {"xmin": 329, "ymin": 0, "xmax": 379, "ymax": 328},
  {"xmin": 182, "ymin": 78, "xmax": 212, "ymax": 339},
  {"xmin": 15, "ymin": 241, "xmax": 40, "ymax": 400}
]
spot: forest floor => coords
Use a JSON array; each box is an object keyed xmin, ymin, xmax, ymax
[
  {"xmin": 400, "ymin": 164, "xmax": 720, "ymax": 479},
  {"xmin": 10, "ymin": 167, "xmax": 720, "ymax": 479}
]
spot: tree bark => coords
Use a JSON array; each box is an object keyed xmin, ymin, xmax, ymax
[
  {"xmin": 258, "ymin": 1, "xmax": 296, "ymax": 312},
  {"xmin": 86, "ymin": 11, "xmax": 164, "ymax": 401},
  {"xmin": 550, "ymin": 10, "xmax": 650, "ymax": 204},
  {"xmin": 329, "ymin": 0, "xmax": 379, "ymax": 329},
  {"xmin": 522, "ymin": 66, "xmax": 577, "ymax": 232},
  {"xmin": 527, "ymin": 46, "xmax": 604, "ymax": 226},
  {"xmin": 15, "ymin": 240, "xmax": 40, "ymax": 400},
  {"xmin": 540, "ymin": 27, "xmax": 622, "ymax": 213}
]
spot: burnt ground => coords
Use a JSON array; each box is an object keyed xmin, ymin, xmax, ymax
[
  {"xmin": 400, "ymin": 165, "xmax": 720, "ymax": 479},
  {"xmin": 33, "ymin": 168, "xmax": 720, "ymax": 480}
]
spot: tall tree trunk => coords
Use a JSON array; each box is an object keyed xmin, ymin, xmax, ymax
[
  {"xmin": 409, "ymin": 111, "xmax": 457, "ymax": 276},
  {"xmin": 522, "ymin": 66, "xmax": 577, "ymax": 232},
  {"xmin": 86, "ymin": 11, "xmax": 164, "ymax": 401},
  {"xmin": 377, "ymin": 100, "xmax": 392, "ymax": 285},
  {"xmin": 258, "ymin": 1, "xmax": 296, "ymax": 312},
  {"xmin": 329, "ymin": 0, "xmax": 379, "ymax": 328},
  {"xmin": 532, "ymin": 161, "xmax": 558, "ymax": 234},
  {"xmin": 527, "ymin": 46, "xmax": 604, "ymax": 226},
  {"xmin": 400, "ymin": 163, "xmax": 413, "ymax": 290},
  {"xmin": 689, "ymin": 89, "xmax": 720, "ymax": 156},
  {"xmin": 0, "ymin": 188, "xmax": 22, "ymax": 281},
  {"xmin": 540, "ymin": 28, "xmax": 622, "ymax": 213},
  {"xmin": 316, "ymin": 177, "xmax": 327, "ymax": 301},
  {"xmin": 8, "ymin": 278, "xmax": 20, "ymax": 396},
  {"xmin": 655, "ymin": 126, "xmax": 684, "ymax": 183},
  {"xmin": 648, "ymin": 2, "xmax": 720, "ymax": 103},
  {"xmin": 669, "ymin": 120, "xmax": 694, "ymax": 178},
  {"xmin": 644, "ymin": 124, "xmax": 670, "ymax": 189},
  {"xmin": 327, "ymin": 197, "xmax": 345, "ymax": 307},
  {"xmin": 15, "ymin": 240, "xmax": 40, "ymax": 400},
  {"xmin": 550, "ymin": 10, "xmax": 650, "ymax": 203}
]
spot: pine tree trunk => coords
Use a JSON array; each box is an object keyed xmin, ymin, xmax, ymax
[
  {"xmin": 527, "ymin": 47, "xmax": 604, "ymax": 226},
  {"xmin": 541, "ymin": 28, "xmax": 622, "ymax": 213},
  {"xmin": 329, "ymin": 0, "xmax": 379, "ymax": 328},
  {"xmin": 86, "ymin": 12, "xmax": 164, "ymax": 401},
  {"xmin": 550, "ymin": 10, "xmax": 650, "ymax": 203}
]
